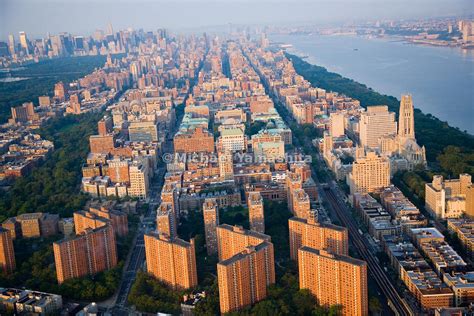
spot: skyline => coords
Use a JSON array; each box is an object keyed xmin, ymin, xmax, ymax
[
  {"xmin": 1, "ymin": 0, "xmax": 473, "ymax": 39},
  {"xmin": 1, "ymin": 2, "xmax": 473, "ymax": 315}
]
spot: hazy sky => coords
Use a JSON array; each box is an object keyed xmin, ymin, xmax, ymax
[{"xmin": 1, "ymin": 0, "xmax": 472, "ymax": 39}]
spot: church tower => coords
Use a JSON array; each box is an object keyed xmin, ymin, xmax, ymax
[{"xmin": 398, "ymin": 94, "xmax": 415, "ymax": 139}]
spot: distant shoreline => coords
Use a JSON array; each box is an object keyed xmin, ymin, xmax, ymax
[{"xmin": 285, "ymin": 53, "xmax": 474, "ymax": 163}]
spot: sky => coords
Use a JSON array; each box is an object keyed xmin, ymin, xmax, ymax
[{"xmin": 1, "ymin": 0, "xmax": 473, "ymax": 40}]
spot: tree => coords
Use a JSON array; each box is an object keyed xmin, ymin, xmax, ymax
[{"xmin": 369, "ymin": 296, "xmax": 383, "ymax": 315}]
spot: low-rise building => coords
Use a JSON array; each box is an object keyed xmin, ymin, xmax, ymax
[
  {"xmin": 425, "ymin": 174, "xmax": 473, "ymax": 219},
  {"xmin": 447, "ymin": 219, "xmax": 474, "ymax": 260},
  {"xmin": 443, "ymin": 272, "xmax": 474, "ymax": 307},
  {"xmin": 0, "ymin": 288, "xmax": 62, "ymax": 316}
]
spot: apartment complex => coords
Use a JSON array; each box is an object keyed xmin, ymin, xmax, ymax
[
  {"xmin": 1, "ymin": 212, "xmax": 59, "ymax": 239},
  {"xmin": 217, "ymin": 242, "xmax": 275, "ymax": 314},
  {"xmin": 347, "ymin": 151, "xmax": 390, "ymax": 195},
  {"xmin": 216, "ymin": 224, "xmax": 275, "ymax": 313},
  {"xmin": 289, "ymin": 216, "xmax": 349, "ymax": 261},
  {"xmin": 144, "ymin": 232, "xmax": 198, "ymax": 290},
  {"xmin": 0, "ymin": 228, "xmax": 15, "ymax": 274},
  {"xmin": 53, "ymin": 224, "xmax": 118, "ymax": 283},
  {"xmin": 156, "ymin": 203, "xmax": 176, "ymax": 238},
  {"xmin": 74, "ymin": 207, "xmax": 128, "ymax": 237},
  {"xmin": 298, "ymin": 247, "xmax": 368, "ymax": 316}
]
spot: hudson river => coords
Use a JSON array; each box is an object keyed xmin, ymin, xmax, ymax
[{"xmin": 271, "ymin": 34, "xmax": 474, "ymax": 134}]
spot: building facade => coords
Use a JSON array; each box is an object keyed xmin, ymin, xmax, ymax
[
  {"xmin": 144, "ymin": 232, "xmax": 198, "ymax": 290},
  {"xmin": 53, "ymin": 225, "xmax": 118, "ymax": 283},
  {"xmin": 247, "ymin": 191, "xmax": 265, "ymax": 233},
  {"xmin": 0, "ymin": 228, "xmax": 15, "ymax": 274},
  {"xmin": 203, "ymin": 198, "xmax": 219, "ymax": 255},
  {"xmin": 298, "ymin": 247, "xmax": 368, "ymax": 316},
  {"xmin": 289, "ymin": 216, "xmax": 349, "ymax": 261}
]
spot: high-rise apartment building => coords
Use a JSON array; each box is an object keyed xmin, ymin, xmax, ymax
[
  {"xmin": 359, "ymin": 106, "xmax": 397, "ymax": 149},
  {"xmin": 289, "ymin": 215, "xmax": 349, "ymax": 261},
  {"xmin": 54, "ymin": 82, "xmax": 67, "ymax": 102},
  {"xmin": 161, "ymin": 182, "xmax": 180, "ymax": 219},
  {"xmin": 247, "ymin": 191, "xmax": 265, "ymax": 233},
  {"xmin": 217, "ymin": 242, "xmax": 275, "ymax": 314},
  {"xmin": 329, "ymin": 112, "xmax": 345, "ymax": 137},
  {"xmin": 98, "ymin": 116, "xmax": 113, "ymax": 136},
  {"xmin": 38, "ymin": 96, "xmax": 51, "ymax": 107},
  {"xmin": 10, "ymin": 102, "xmax": 36, "ymax": 123},
  {"xmin": 0, "ymin": 228, "xmax": 15, "ymax": 274},
  {"xmin": 128, "ymin": 161, "xmax": 149, "ymax": 199},
  {"xmin": 216, "ymin": 224, "xmax": 271, "ymax": 261},
  {"xmin": 68, "ymin": 94, "xmax": 81, "ymax": 114},
  {"xmin": 218, "ymin": 150, "xmax": 234, "ymax": 181},
  {"xmin": 286, "ymin": 170, "xmax": 303, "ymax": 213},
  {"xmin": 216, "ymin": 224, "xmax": 275, "ymax": 313},
  {"xmin": 75, "ymin": 207, "xmax": 128, "ymax": 237},
  {"xmin": 157, "ymin": 203, "xmax": 176, "ymax": 238},
  {"xmin": 53, "ymin": 225, "xmax": 117, "ymax": 283},
  {"xmin": 347, "ymin": 151, "xmax": 390, "ymax": 195},
  {"xmin": 203, "ymin": 198, "xmax": 219, "ymax": 255},
  {"xmin": 299, "ymin": 247, "xmax": 368, "ymax": 316},
  {"xmin": 144, "ymin": 232, "xmax": 198, "ymax": 290},
  {"xmin": 73, "ymin": 211, "xmax": 107, "ymax": 234},
  {"xmin": 1, "ymin": 213, "xmax": 58, "ymax": 240},
  {"xmin": 291, "ymin": 189, "xmax": 311, "ymax": 219}
]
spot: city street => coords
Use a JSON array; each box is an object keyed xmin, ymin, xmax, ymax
[{"xmin": 110, "ymin": 166, "xmax": 164, "ymax": 314}]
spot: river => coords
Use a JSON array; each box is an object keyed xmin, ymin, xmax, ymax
[{"xmin": 271, "ymin": 34, "xmax": 474, "ymax": 134}]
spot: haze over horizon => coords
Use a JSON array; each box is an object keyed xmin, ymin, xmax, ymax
[{"xmin": 1, "ymin": 0, "xmax": 473, "ymax": 39}]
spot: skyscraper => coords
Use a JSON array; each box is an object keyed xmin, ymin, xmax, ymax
[
  {"xmin": 0, "ymin": 228, "xmax": 15, "ymax": 274},
  {"xmin": 203, "ymin": 198, "xmax": 219, "ymax": 255},
  {"xmin": 19, "ymin": 31, "xmax": 29, "ymax": 55},
  {"xmin": 8, "ymin": 34, "xmax": 15, "ymax": 56},
  {"xmin": 289, "ymin": 215, "xmax": 349, "ymax": 261},
  {"xmin": 144, "ymin": 232, "xmax": 198, "ymax": 290},
  {"xmin": 298, "ymin": 247, "xmax": 368, "ymax": 316},
  {"xmin": 247, "ymin": 191, "xmax": 265, "ymax": 233}
]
